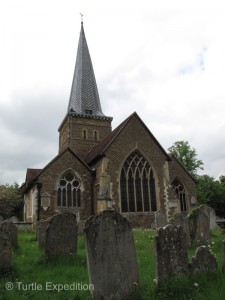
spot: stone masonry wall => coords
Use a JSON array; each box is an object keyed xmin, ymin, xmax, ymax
[
  {"xmin": 93, "ymin": 115, "xmax": 169, "ymax": 226},
  {"xmin": 37, "ymin": 150, "xmax": 93, "ymax": 222}
]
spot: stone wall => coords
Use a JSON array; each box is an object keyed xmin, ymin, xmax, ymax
[
  {"xmin": 59, "ymin": 115, "xmax": 112, "ymax": 159},
  {"xmin": 37, "ymin": 149, "xmax": 93, "ymax": 223},
  {"xmin": 168, "ymin": 156, "xmax": 197, "ymax": 213}
]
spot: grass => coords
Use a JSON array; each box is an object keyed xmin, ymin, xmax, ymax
[{"xmin": 0, "ymin": 228, "xmax": 224, "ymax": 300}]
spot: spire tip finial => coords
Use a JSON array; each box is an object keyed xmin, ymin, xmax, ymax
[{"xmin": 80, "ymin": 13, "xmax": 83, "ymax": 24}]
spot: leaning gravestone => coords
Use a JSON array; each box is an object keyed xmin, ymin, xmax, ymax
[
  {"xmin": 189, "ymin": 209, "xmax": 210, "ymax": 246},
  {"xmin": 171, "ymin": 213, "xmax": 191, "ymax": 248},
  {"xmin": 0, "ymin": 221, "xmax": 18, "ymax": 248},
  {"xmin": 45, "ymin": 213, "xmax": 77, "ymax": 258},
  {"xmin": 198, "ymin": 204, "xmax": 218, "ymax": 229},
  {"xmin": 155, "ymin": 209, "xmax": 167, "ymax": 230},
  {"xmin": 36, "ymin": 219, "xmax": 49, "ymax": 248},
  {"xmin": 84, "ymin": 210, "xmax": 139, "ymax": 299},
  {"xmin": 154, "ymin": 225, "xmax": 189, "ymax": 284},
  {"xmin": 189, "ymin": 245, "xmax": 218, "ymax": 273},
  {"xmin": 0, "ymin": 236, "xmax": 12, "ymax": 274}
]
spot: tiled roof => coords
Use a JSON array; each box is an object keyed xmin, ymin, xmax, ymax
[
  {"xmin": 85, "ymin": 113, "xmax": 137, "ymax": 164},
  {"xmin": 85, "ymin": 112, "xmax": 171, "ymax": 164},
  {"xmin": 26, "ymin": 168, "xmax": 42, "ymax": 185},
  {"xmin": 68, "ymin": 22, "xmax": 108, "ymax": 118}
]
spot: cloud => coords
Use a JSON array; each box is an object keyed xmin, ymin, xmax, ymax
[{"xmin": 1, "ymin": 0, "xmax": 225, "ymax": 184}]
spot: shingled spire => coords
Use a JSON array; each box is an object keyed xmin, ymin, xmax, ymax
[{"xmin": 68, "ymin": 21, "xmax": 106, "ymax": 118}]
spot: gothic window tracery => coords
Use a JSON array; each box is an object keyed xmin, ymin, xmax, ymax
[
  {"xmin": 171, "ymin": 178, "xmax": 187, "ymax": 211},
  {"xmin": 57, "ymin": 171, "xmax": 81, "ymax": 208},
  {"xmin": 120, "ymin": 151, "xmax": 157, "ymax": 213}
]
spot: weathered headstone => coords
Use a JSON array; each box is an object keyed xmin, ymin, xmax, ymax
[
  {"xmin": 189, "ymin": 210, "xmax": 210, "ymax": 246},
  {"xmin": 77, "ymin": 220, "xmax": 85, "ymax": 235},
  {"xmin": 189, "ymin": 245, "xmax": 218, "ymax": 273},
  {"xmin": 198, "ymin": 204, "xmax": 218, "ymax": 229},
  {"xmin": 10, "ymin": 216, "xmax": 19, "ymax": 223},
  {"xmin": 171, "ymin": 213, "xmax": 191, "ymax": 248},
  {"xmin": 222, "ymin": 239, "xmax": 225, "ymax": 273},
  {"xmin": 85, "ymin": 210, "xmax": 139, "ymax": 299},
  {"xmin": 0, "ymin": 216, "xmax": 3, "ymax": 223},
  {"xmin": 45, "ymin": 213, "xmax": 77, "ymax": 258},
  {"xmin": 0, "ymin": 236, "xmax": 12, "ymax": 274},
  {"xmin": 36, "ymin": 219, "xmax": 49, "ymax": 248},
  {"xmin": 154, "ymin": 225, "xmax": 188, "ymax": 283},
  {"xmin": 155, "ymin": 209, "xmax": 167, "ymax": 230},
  {"xmin": 0, "ymin": 221, "xmax": 18, "ymax": 248}
]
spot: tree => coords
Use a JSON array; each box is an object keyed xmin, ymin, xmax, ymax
[
  {"xmin": 168, "ymin": 141, "xmax": 204, "ymax": 177},
  {"xmin": 0, "ymin": 183, "xmax": 23, "ymax": 220},
  {"xmin": 196, "ymin": 175, "xmax": 225, "ymax": 218}
]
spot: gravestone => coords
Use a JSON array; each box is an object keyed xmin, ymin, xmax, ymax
[
  {"xmin": 198, "ymin": 204, "xmax": 218, "ymax": 229},
  {"xmin": 155, "ymin": 209, "xmax": 167, "ymax": 230},
  {"xmin": 171, "ymin": 213, "xmax": 191, "ymax": 248},
  {"xmin": 45, "ymin": 213, "xmax": 77, "ymax": 258},
  {"xmin": 10, "ymin": 216, "xmax": 19, "ymax": 223},
  {"xmin": 0, "ymin": 236, "xmax": 12, "ymax": 274},
  {"xmin": 0, "ymin": 216, "xmax": 3, "ymax": 223},
  {"xmin": 84, "ymin": 210, "xmax": 139, "ymax": 299},
  {"xmin": 189, "ymin": 210, "xmax": 210, "ymax": 246},
  {"xmin": 154, "ymin": 225, "xmax": 188, "ymax": 284},
  {"xmin": 77, "ymin": 220, "xmax": 85, "ymax": 235},
  {"xmin": 189, "ymin": 245, "xmax": 218, "ymax": 273},
  {"xmin": 222, "ymin": 239, "xmax": 225, "ymax": 273},
  {"xmin": 0, "ymin": 221, "xmax": 18, "ymax": 248},
  {"xmin": 36, "ymin": 219, "xmax": 49, "ymax": 248}
]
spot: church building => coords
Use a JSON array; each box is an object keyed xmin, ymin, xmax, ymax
[{"xmin": 23, "ymin": 21, "xmax": 197, "ymax": 227}]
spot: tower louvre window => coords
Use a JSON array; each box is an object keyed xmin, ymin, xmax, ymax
[
  {"xmin": 57, "ymin": 171, "xmax": 81, "ymax": 208},
  {"xmin": 83, "ymin": 129, "xmax": 87, "ymax": 139},
  {"xmin": 93, "ymin": 130, "xmax": 98, "ymax": 140},
  {"xmin": 120, "ymin": 151, "xmax": 157, "ymax": 213}
]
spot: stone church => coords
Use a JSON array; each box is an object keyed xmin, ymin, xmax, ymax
[{"xmin": 22, "ymin": 21, "xmax": 197, "ymax": 227}]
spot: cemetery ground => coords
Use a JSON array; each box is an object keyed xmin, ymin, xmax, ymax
[{"xmin": 0, "ymin": 228, "xmax": 225, "ymax": 300}]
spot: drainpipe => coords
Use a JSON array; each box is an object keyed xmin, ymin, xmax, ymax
[{"xmin": 36, "ymin": 182, "xmax": 42, "ymax": 221}]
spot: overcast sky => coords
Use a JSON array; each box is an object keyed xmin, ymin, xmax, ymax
[{"xmin": 1, "ymin": 0, "xmax": 225, "ymax": 185}]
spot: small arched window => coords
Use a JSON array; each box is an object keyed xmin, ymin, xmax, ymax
[
  {"xmin": 83, "ymin": 130, "xmax": 87, "ymax": 140},
  {"xmin": 57, "ymin": 171, "xmax": 81, "ymax": 208},
  {"xmin": 94, "ymin": 130, "xmax": 98, "ymax": 140},
  {"xmin": 120, "ymin": 151, "xmax": 157, "ymax": 213},
  {"xmin": 171, "ymin": 178, "xmax": 187, "ymax": 211}
]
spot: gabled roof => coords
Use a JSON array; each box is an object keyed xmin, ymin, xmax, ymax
[
  {"xmin": 85, "ymin": 112, "xmax": 171, "ymax": 164},
  {"xmin": 67, "ymin": 21, "xmax": 110, "ymax": 119},
  {"xmin": 168, "ymin": 153, "xmax": 196, "ymax": 182},
  {"xmin": 25, "ymin": 168, "xmax": 42, "ymax": 185},
  {"xmin": 24, "ymin": 148, "xmax": 92, "ymax": 192}
]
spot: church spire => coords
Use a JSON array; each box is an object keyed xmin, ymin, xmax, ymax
[{"xmin": 68, "ymin": 21, "xmax": 105, "ymax": 117}]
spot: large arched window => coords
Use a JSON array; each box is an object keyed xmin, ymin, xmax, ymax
[
  {"xmin": 120, "ymin": 151, "xmax": 157, "ymax": 213},
  {"xmin": 57, "ymin": 171, "xmax": 81, "ymax": 208},
  {"xmin": 171, "ymin": 178, "xmax": 187, "ymax": 212}
]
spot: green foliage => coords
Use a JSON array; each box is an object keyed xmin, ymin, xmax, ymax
[
  {"xmin": 168, "ymin": 140, "xmax": 204, "ymax": 177},
  {"xmin": 0, "ymin": 183, "xmax": 23, "ymax": 220},
  {"xmin": 196, "ymin": 175, "xmax": 225, "ymax": 218}
]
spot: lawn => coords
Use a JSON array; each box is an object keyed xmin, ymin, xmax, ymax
[{"xmin": 0, "ymin": 228, "xmax": 224, "ymax": 300}]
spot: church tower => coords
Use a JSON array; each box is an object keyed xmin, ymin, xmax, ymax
[{"xmin": 58, "ymin": 21, "xmax": 112, "ymax": 159}]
